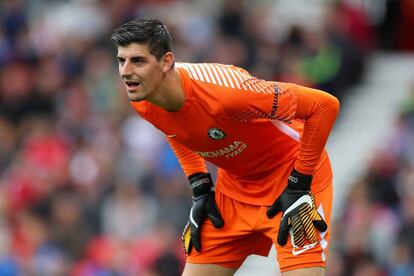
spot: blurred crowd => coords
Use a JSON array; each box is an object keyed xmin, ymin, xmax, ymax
[
  {"xmin": 0, "ymin": 0, "xmax": 413, "ymax": 275},
  {"xmin": 329, "ymin": 87, "xmax": 414, "ymax": 276}
]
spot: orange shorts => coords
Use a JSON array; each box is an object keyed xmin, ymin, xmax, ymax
[{"xmin": 186, "ymin": 182, "xmax": 332, "ymax": 272}]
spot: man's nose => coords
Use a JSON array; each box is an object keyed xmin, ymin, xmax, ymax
[{"xmin": 120, "ymin": 62, "xmax": 133, "ymax": 77}]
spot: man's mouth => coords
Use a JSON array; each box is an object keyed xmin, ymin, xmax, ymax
[{"xmin": 125, "ymin": 80, "xmax": 141, "ymax": 90}]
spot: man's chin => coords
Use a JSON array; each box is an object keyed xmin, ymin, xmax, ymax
[
  {"xmin": 128, "ymin": 97, "xmax": 143, "ymax": 102},
  {"xmin": 127, "ymin": 91, "xmax": 144, "ymax": 102}
]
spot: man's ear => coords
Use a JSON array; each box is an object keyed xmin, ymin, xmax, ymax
[{"xmin": 161, "ymin": 52, "xmax": 174, "ymax": 72}]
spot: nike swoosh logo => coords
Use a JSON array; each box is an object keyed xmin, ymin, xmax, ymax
[
  {"xmin": 291, "ymin": 242, "xmax": 317, "ymax": 256},
  {"xmin": 167, "ymin": 134, "xmax": 176, "ymax": 138}
]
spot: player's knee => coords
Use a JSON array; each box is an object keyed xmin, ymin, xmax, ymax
[
  {"xmin": 182, "ymin": 263, "xmax": 236, "ymax": 276},
  {"xmin": 282, "ymin": 266, "xmax": 325, "ymax": 276}
]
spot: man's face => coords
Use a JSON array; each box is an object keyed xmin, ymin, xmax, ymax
[{"xmin": 117, "ymin": 43, "xmax": 164, "ymax": 102}]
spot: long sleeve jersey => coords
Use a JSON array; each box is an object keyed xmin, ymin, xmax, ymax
[{"xmin": 131, "ymin": 63, "xmax": 339, "ymax": 205}]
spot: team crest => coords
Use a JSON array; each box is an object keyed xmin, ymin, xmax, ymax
[{"xmin": 208, "ymin": 128, "xmax": 226, "ymax": 140}]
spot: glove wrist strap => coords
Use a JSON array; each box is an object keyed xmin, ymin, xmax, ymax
[
  {"xmin": 189, "ymin": 173, "xmax": 212, "ymax": 197},
  {"xmin": 287, "ymin": 169, "xmax": 312, "ymax": 190}
]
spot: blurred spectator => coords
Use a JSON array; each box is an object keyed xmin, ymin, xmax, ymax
[
  {"xmin": 101, "ymin": 180, "xmax": 159, "ymax": 241},
  {"xmin": 330, "ymin": 83, "xmax": 414, "ymax": 275}
]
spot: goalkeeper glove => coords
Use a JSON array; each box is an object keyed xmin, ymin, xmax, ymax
[
  {"xmin": 266, "ymin": 169, "xmax": 327, "ymax": 248},
  {"xmin": 182, "ymin": 173, "xmax": 224, "ymax": 254}
]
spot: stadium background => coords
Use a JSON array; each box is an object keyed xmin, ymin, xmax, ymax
[{"xmin": 0, "ymin": 0, "xmax": 413, "ymax": 275}]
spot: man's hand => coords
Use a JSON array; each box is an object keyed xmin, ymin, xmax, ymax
[
  {"xmin": 266, "ymin": 170, "xmax": 327, "ymax": 248},
  {"xmin": 182, "ymin": 173, "xmax": 224, "ymax": 254}
]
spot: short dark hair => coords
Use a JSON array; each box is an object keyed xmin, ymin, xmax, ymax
[{"xmin": 111, "ymin": 18, "xmax": 173, "ymax": 60}]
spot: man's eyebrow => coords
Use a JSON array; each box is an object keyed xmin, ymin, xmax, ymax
[
  {"xmin": 116, "ymin": 56, "xmax": 146, "ymax": 61},
  {"xmin": 130, "ymin": 56, "xmax": 146, "ymax": 61}
]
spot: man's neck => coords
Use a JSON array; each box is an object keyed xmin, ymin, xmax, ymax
[{"xmin": 149, "ymin": 68, "xmax": 185, "ymax": 112}]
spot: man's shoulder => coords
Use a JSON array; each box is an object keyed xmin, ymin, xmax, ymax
[
  {"xmin": 175, "ymin": 62, "xmax": 253, "ymax": 90},
  {"xmin": 176, "ymin": 62, "xmax": 245, "ymax": 73}
]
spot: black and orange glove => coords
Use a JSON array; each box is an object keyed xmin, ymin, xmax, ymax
[
  {"xmin": 266, "ymin": 169, "xmax": 327, "ymax": 248},
  {"xmin": 182, "ymin": 173, "xmax": 224, "ymax": 254}
]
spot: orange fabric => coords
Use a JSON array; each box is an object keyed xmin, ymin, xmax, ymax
[
  {"xmin": 293, "ymin": 86, "xmax": 340, "ymax": 174},
  {"xmin": 167, "ymin": 136, "xmax": 208, "ymax": 176},
  {"xmin": 186, "ymin": 179, "xmax": 333, "ymax": 271},
  {"xmin": 130, "ymin": 63, "xmax": 339, "ymax": 205}
]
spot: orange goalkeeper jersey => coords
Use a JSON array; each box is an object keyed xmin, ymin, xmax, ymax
[{"xmin": 131, "ymin": 63, "xmax": 339, "ymax": 205}]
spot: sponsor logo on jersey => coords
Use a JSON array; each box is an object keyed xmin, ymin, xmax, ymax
[
  {"xmin": 197, "ymin": 141, "xmax": 247, "ymax": 159},
  {"xmin": 208, "ymin": 128, "xmax": 226, "ymax": 140}
]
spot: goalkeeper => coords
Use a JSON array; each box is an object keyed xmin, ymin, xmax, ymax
[{"xmin": 111, "ymin": 18, "xmax": 340, "ymax": 276}]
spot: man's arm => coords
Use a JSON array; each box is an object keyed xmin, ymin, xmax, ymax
[
  {"xmin": 267, "ymin": 84, "xmax": 339, "ymax": 247},
  {"xmin": 166, "ymin": 136, "xmax": 208, "ymax": 176},
  {"xmin": 166, "ymin": 136, "xmax": 224, "ymax": 253},
  {"xmin": 288, "ymin": 84, "xmax": 340, "ymax": 174}
]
